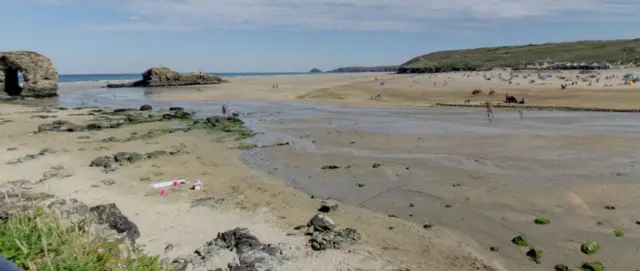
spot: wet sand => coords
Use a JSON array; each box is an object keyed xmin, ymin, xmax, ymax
[{"xmin": 244, "ymin": 106, "xmax": 640, "ymax": 270}]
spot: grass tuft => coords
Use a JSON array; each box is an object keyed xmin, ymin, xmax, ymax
[{"xmin": 0, "ymin": 209, "xmax": 167, "ymax": 270}]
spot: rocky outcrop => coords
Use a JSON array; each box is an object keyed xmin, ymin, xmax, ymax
[
  {"xmin": 106, "ymin": 67, "xmax": 226, "ymax": 88},
  {"xmin": 0, "ymin": 51, "xmax": 58, "ymax": 97},
  {"xmin": 171, "ymin": 227, "xmax": 294, "ymax": 271},
  {"xmin": 309, "ymin": 68, "xmax": 323, "ymax": 73},
  {"xmin": 90, "ymin": 203, "xmax": 140, "ymax": 244},
  {"xmin": 0, "ymin": 183, "xmax": 140, "ymax": 245},
  {"xmin": 305, "ymin": 213, "xmax": 361, "ymax": 250}
]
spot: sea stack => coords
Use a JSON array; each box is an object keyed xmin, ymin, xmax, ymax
[
  {"xmin": 107, "ymin": 67, "xmax": 227, "ymax": 88},
  {"xmin": 0, "ymin": 51, "xmax": 59, "ymax": 98}
]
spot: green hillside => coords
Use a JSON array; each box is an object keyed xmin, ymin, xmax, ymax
[
  {"xmin": 329, "ymin": 65, "xmax": 398, "ymax": 73},
  {"xmin": 398, "ymin": 38, "xmax": 640, "ymax": 73}
]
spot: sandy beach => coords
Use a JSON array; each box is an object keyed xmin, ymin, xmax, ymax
[
  {"xmin": 142, "ymin": 69, "xmax": 640, "ymax": 110},
  {"xmin": 6, "ymin": 69, "xmax": 640, "ymax": 270}
]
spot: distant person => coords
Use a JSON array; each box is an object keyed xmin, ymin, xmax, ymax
[
  {"xmin": 486, "ymin": 101, "xmax": 494, "ymax": 119},
  {"xmin": 518, "ymin": 108, "xmax": 524, "ymax": 119},
  {"xmin": 221, "ymin": 103, "xmax": 230, "ymax": 116}
]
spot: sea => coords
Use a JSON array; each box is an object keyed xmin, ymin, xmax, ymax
[{"xmin": 55, "ymin": 72, "xmax": 313, "ymax": 83}]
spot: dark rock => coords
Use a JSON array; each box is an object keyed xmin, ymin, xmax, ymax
[
  {"xmin": 318, "ymin": 200, "xmax": 340, "ymax": 213},
  {"xmin": 113, "ymin": 108, "xmax": 135, "ymax": 113},
  {"xmin": 38, "ymin": 148, "xmax": 57, "ymax": 155},
  {"xmin": 37, "ymin": 120, "xmax": 83, "ymax": 132},
  {"xmin": 307, "ymin": 213, "xmax": 336, "ymax": 232},
  {"xmin": 114, "ymin": 152, "xmax": 144, "ymax": 164},
  {"xmin": 164, "ymin": 243, "xmax": 175, "ymax": 253},
  {"xmin": 146, "ymin": 150, "xmax": 169, "ymax": 159},
  {"xmin": 6, "ymin": 147, "xmax": 17, "ymax": 151},
  {"xmin": 309, "ymin": 228, "xmax": 361, "ymax": 251},
  {"xmin": 90, "ymin": 156, "xmax": 115, "ymax": 169},
  {"xmin": 169, "ymin": 107, "xmax": 184, "ymax": 111},
  {"xmin": 0, "ymin": 51, "xmax": 58, "ymax": 97},
  {"xmin": 139, "ymin": 104, "xmax": 153, "ymax": 111},
  {"xmin": 187, "ymin": 227, "xmax": 286, "ymax": 271},
  {"xmin": 100, "ymin": 179, "xmax": 116, "ymax": 186},
  {"xmin": 107, "ymin": 67, "xmax": 226, "ymax": 88},
  {"xmin": 90, "ymin": 203, "xmax": 140, "ymax": 243},
  {"xmin": 31, "ymin": 114, "xmax": 57, "ymax": 119}
]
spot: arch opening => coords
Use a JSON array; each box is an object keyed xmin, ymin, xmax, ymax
[{"xmin": 3, "ymin": 68, "xmax": 23, "ymax": 96}]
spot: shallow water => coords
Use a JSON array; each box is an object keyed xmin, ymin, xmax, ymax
[{"xmin": 58, "ymin": 87, "xmax": 640, "ymax": 270}]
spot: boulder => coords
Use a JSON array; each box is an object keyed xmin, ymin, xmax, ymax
[
  {"xmin": 309, "ymin": 228, "xmax": 361, "ymax": 251},
  {"xmin": 106, "ymin": 67, "xmax": 226, "ymax": 88},
  {"xmin": 0, "ymin": 51, "xmax": 58, "ymax": 97},
  {"xmin": 90, "ymin": 203, "xmax": 141, "ymax": 244},
  {"xmin": 90, "ymin": 156, "xmax": 115, "ymax": 169},
  {"xmin": 114, "ymin": 152, "xmax": 144, "ymax": 164},
  {"xmin": 307, "ymin": 213, "xmax": 336, "ymax": 232},
  {"xmin": 184, "ymin": 227, "xmax": 289, "ymax": 271},
  {"xmin": 139, "ymin": 104, "xmax": 153, "ymax": 111}
]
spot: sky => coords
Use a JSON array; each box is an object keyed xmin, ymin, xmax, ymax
[{"xmin": 1, "ymin": 0, "xmax": 639, "ymax": 74}]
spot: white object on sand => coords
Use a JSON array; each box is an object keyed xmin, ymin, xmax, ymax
[
  {"xmin": 150, "ymin": 179, "xmax": 187, "ymax": 189},
  {"xmin": 192, "ymin": 180, "xmax": 203, "ymax": 190}
]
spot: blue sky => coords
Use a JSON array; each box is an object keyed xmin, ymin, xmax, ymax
[{"xmin": 2, "ymin": 0, "xmax": 639, "ymax": 74}]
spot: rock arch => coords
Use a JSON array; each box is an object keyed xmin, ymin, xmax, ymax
[{"xmin": 0, "ymin": 51, "xmax": 58, "ymax": 97}]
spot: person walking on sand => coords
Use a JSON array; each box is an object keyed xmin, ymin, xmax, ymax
[{"xmin": 486, "ymin": 101, "xmax": 494, "ymax": 119}]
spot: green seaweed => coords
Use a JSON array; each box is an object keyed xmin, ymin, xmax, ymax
[
  {"xmin": 580, "ymin": 241, "xmax": 600, "ymax": 255},
  {"xmin": 580, "ymin": 261, "xmax": 603, "ymax": 271},
  {"xmin": 534, "ymin": 218, "xmax": 550, "ymax": 225},
  {"xmin": 511, "ymin": 235, "xmax": 529, "ymax": 247}
]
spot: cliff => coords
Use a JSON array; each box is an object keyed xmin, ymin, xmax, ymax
[{"xmin": 398, "ymin": 38, "xmax": 640, "ymax": 73}]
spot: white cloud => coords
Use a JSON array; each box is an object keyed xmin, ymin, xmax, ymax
[{"xmin": 48, "ymin": 0, "xmax": 640, "ymax": 31}]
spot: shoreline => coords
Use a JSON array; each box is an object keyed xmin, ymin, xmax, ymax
[{"xmin": 435, "ymin": 102, "xmax": 640, "ymax": 113}]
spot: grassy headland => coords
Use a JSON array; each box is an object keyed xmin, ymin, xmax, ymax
[
  {"xmin": 398, "ymin": 38, "xmax": 640, "ymax": 73},
  {"xmin": 328, "ymin": 65, "xmax": 399, "ymax": 73}
]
